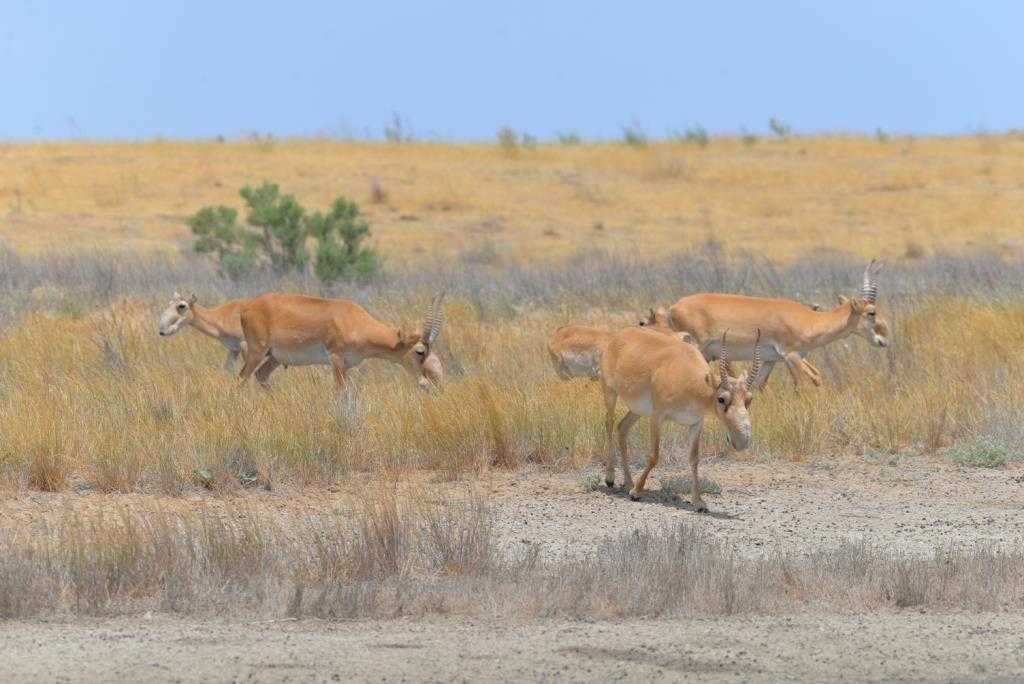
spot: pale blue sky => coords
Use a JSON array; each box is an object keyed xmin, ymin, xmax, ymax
[{"xmin": 4, "ymin": 1, "xmax": 1022, "ymax": 140}]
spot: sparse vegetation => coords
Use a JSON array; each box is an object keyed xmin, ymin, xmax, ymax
[
  {"xmin": 621, "ymin": 122, "xmax": 648, "ymax": 147},
  {"xmin": 383, "ymin": 112, "xmax": 414, "ymax": 143},
  {"xmin": 679, "ymin": 124, "xmax": 710, "ymax": 147},
  {"xmin": 557, "ymin": 131, "xmax": 582, "ymax": 145},
  {"xmin": 187, "ymin": 182, "xmax": 380, "ymax": 283},
  {"xmin": 769, "ymin": 117, "xmax": 792, "ymax": 139},
  {"xmin": 1, "ymin": 498, "xmax": 1021, "ymax": 619},
  {"xmin": 948, "ymin": 438, "xmax": 1013, "ymax": 468},
  {"xmin": 497, "ymin": 126, "xmax": 519, "ymax": 154}
]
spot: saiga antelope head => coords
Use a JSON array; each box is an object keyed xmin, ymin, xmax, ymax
[
  {"xmin": 158, "ymin": 292, "xmax": 197, "ymax": 337},
  {"xmin": 398, "ymin": 293, "xmax": 445, "ymax": 390},
  {"xmin": 838, "ymin": 259, "xmax": 890, "ymax": 348},
  {"xmin": 713, "ymin": 329, "xmax": 764, "ymax": 451}
]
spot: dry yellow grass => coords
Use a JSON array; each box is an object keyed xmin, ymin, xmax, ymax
[
  {"xmin": 1, "ymin": 292, "xmax": 1022, "ymax": 493},
  {"xmin": 3, "ymin": 135, "xmax": 1024, "ymax": 262}
]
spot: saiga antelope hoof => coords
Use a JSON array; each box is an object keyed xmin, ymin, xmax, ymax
[
  {"xmin": 629, "ymin": 492, "xmax": 641, "ymax": 502},
  {"xmin": 604, "ymin": 479, "xmax": 615, "ymax": 488}
]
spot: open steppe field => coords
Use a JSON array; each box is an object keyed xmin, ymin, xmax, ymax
[
  {"xmin": 2, "ymin": 137, "xmax": 1024, "ymax": 681},
  {"xmin": 4, "ymin": 135, "xmax": 1024, "ymax": 261}
]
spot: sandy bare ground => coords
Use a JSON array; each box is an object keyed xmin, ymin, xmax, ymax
[
  {"xmin": 3, "ymin": 455, "xmax": 1023, "ymax": 560},
  {"xmin": 4, "ymin": 612, "xmax": 1024, "ymax": 683},
  {"xmin": 479, "ymin": 455, "xmax": 1024, "ymax": 561},
  {"xmin": 3, "ymin": 457, "xmax": 1024, "ymax": 681}
]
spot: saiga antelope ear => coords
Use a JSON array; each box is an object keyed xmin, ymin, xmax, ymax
[
  {"xmin": 188, "ymin": 293, "xmax": 198, "ymax": 306},
  {"xmin": 837, "ymin": 295, "xmax": 849, "ymax": 305}
]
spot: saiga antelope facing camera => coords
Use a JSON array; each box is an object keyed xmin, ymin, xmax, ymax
[
  {"xmin": 667, "ymin": 260, "xmax": 889, "ymax": 388},
  {"xmin": 599, "ymin": 327, "xmax": 763, "ymax": 510},
  {"xmin": 158, "ymin": 292, "xmax": 257, "ymax": 371},
  {"xmin": 236, "ymin": 292, "xmax": 444, "ymax": 391}
]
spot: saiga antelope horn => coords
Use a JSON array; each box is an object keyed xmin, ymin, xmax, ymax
[
  {"xmin": 746, "ymin": 328, "xmax": 763, "ymax": 392},
  {"xmin": 423, "ymin": 292, "xmax": 446, "ymax": 345},
  {"xmin": 861, "ymin": 259, "xmax": 881, "ymax": 304},
  {"xmin": 718, "ymin": 330, "xmax": 735, "ymax": 382}
]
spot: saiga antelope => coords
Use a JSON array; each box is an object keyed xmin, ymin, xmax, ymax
[
  {"xmin": 236, "ymin": 292, "xmax": 444, "ymax": 391},
  {"xmin": 599, "ymin": 328, "xmax": 763, "ymax": 509},
  {"xmin": 548, "ymin": 311, "xmax": 693, "ymax": 381},
  {"xmin": 158, "ymin": 292, "xmax": 269, "ymax": 373},
  {"xmin": 667, "ymin": 260, "xmax": 889, "ymax": 388}
]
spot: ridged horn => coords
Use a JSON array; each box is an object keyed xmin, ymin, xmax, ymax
[
  {"xmin": 861, "ymin": 259, "xmax": 881, "ymax": 304},
  {"xmin": 422, "ymin": 292, "xmax": 445, "ymax": 345},
  {"xmin": 718, "ymin": 330, "xmax": 735, "ymax": 383},
  {"xmin": 746, "ymin": 328, "xmax": 763, "ymax": 392}
]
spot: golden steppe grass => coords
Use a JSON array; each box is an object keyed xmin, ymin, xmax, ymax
[
  {"xmin": 2, "ymin": 291, "xmax": 1022, "ymax": 494},
  {"xmin": 3, "ymin": 135, "xmax": 1024, "ymax": 262}
]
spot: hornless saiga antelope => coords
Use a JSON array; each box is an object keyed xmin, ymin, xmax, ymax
[
  {"xmin": 236, "ymin": 292, "xmax": 444, "ymax": 391},
  {"xmin": 158, "ymin": 292, "xmax": 263, "ymax": 372},
  {"xmin": 666, "ymin": 260, "xmax": 890, "ymax": 388},
  {"xmin": 548, "ymin": 311, "xmax": 694, "ymax": 381},
  {"xmin": 599, "ymin": 328, "xmax": 763, "ymax": 509}
]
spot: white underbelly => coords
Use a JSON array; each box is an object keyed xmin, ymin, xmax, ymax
[{"xmin": 271, "ymin": 344, "xmax": 331, "ymax": 366}]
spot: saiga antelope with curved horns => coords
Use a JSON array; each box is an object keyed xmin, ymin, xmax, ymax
[
  {"xmin": 236, "ymin": 292, "xmax": 444, "ymax": 391},
  {"xmin": 158, "ymin": 292, "xmax": 267, "ymax": 372},
  {"xmin": 599, "ymin": 327, "xmax": 763, "ymax": 509},
  {"xmin": 666, "ymin": 260, "xmax": 889, "ymax": 388}
]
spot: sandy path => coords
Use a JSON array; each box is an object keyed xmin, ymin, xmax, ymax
[
  {"xmin": 481, "ymin": 456, "xmax": 1024, "ymax": 560},
  {"xmin": 4, "ymin": 613, "xmax": 1024, "ymax": 682}
]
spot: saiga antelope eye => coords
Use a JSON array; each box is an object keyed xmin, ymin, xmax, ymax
[{"xmin": 717, "ymin": 396, "xmax": 728, "ymax": 405}]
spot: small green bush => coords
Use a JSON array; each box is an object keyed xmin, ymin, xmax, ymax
[
  {"xmin": 948, "ymin": 438, "xmax": 1011, "ymax": 468},
  {"xmin": 497, "ymin": 126, "xmax": 518, "ymax": 154},
  {"xmin": 768, "ymin": 117, "xmax": 792, "ymax": 139},
  {"xmin": 681, "ymin": 124, "xmax": 709, "ymax": 147},
  {"xmin": 622, "ymin": 123, "xmax": 647, "ymax": 148},
  {"xmin": 307, "ymin": 198, "xmax": 380, "ymax": 283},
  {"xmin": 188, "ymin": 183, "xmax": 380, "ymax": 283}
]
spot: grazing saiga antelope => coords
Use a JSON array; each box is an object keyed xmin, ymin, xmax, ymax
[
  {"xmin": 547, "ymin": 311, "xmax": 693, "ymax": 381},
  {"xmin": 158, "ymin": 292, "xmax": 257, "ymax": 371},
  {"xmin": 666, "ymin": 260, "xmax": 889, "ymax": 388},
  {"xmin": 599, "ymin": 328, "xmax": 763, "ymax": 508},
  {"xmin": 236, "ymin": 292, "xmax": 444, "ymax": 391}
]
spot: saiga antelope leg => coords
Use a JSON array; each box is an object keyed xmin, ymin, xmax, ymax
[
  {"xmin": 685, "ymin": 423, "xmax": 707, "ymax": 513},
  {"xmin": 784, "ymin": 352, "xmax": 821, "ymax": 386},
  {"xmin": 753, "ymin": 359, "xmax": 776, "ymax": 389},
  {"xmin": 238, "ymin": 342, "xmax": 269, "ymax": 384},
  {"xmin": 329, "ymin": 350, "xmax": 348, "ymax": 394},
  {"xmin": 223, "ymin": 348, "xmax": 240, "ymax": 371},
  {"xmin": 602, "ymin": 388, "xmax": 618, "ymax": 487},
  {"xmin": 630, "ymin": 414, "xmax": 663, "ymax": 501},
  {"xmin": 254, "ymin": 356, "xmax": 281, "ymax": 389},
  {"xmin": 616, "ymin": 411, "xmax": 640, "ymax": 491}
]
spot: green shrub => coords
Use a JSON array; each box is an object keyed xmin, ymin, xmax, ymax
[
  {"xmin": 188, "ymin": 183, "xmax": 380, "ymax": 282},
  {"xmin": 681, "ymin": 124, "xmax": 709, "ymax": 147},
  {"xmin": 768, "ymin": 117, "xmax": 792, "ymax": 139},
  {"xmin": 307, "ymin": 198, "xmax": 380, "ymax": 283},
  {"xmin": 497, "ymin": 126, "xmax": 519, "ymax": 154},
  {"xmin": 622, "ymin": 123, "xmax": 647, "ymax": 147},
  {"xmin": 948, "ymin": 438, "xmax": 1011, "ymax": 468}
]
